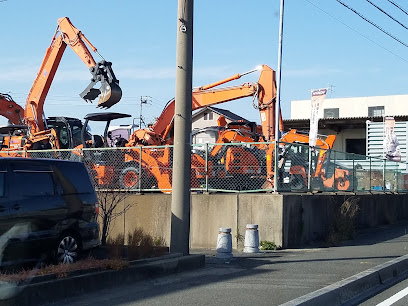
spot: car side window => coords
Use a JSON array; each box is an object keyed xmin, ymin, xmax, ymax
[{"xmin": 14, "ymin": 172, "xmax": 55, "ymax": 196}]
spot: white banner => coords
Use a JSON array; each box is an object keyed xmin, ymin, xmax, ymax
[
  {"xmin": 384, "ymin": 116, "xmax": 401, "ymax": 162},
  {"xmin": 309, "ymin": 88, "xmax": 327, "ymax": 147}
]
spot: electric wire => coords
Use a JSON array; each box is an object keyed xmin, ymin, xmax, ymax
[
  {"xmin": 386, "ymin": 0, "xmax": 408, "ymax": 17},
  {"xmin": 365, "ymin": 0, "xmax": 408, "ymax": 31},
  {"xmin": 335, "ymin": 0, "xmax": 408, "ymax": 48},
  {"xmin": 304, "ymin": 0, "xmax": 408, "ymax": 63}
]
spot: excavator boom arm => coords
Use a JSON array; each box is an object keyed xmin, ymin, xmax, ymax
[
  {"xmin": 0, "ymin": 93, "xmax": 24, "ymax": 125},
  {"xmin": 154, "ymin": 83, "xmax": 258, "ymax": 141},
  {"xmin": 150, "ymin": 65, "xmax": 283, "ymax": 142},
  {"xmin": 24, "ymin": 17, "xmax": 122, "ymax": 133}
]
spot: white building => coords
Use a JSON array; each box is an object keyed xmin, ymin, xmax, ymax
[
  {"xmin": 191, "ymin": 106, "xmax": 249, "ymax": 144},
  {"xmin": 291, "ymin": 94, "xmax": 408, "ymax": 120},
  {"xmin": 287, "ymin": 94, "xmax": 408, "ymax": 157}
]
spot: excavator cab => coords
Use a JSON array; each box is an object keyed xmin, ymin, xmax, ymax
[
  {"xmin": 80, "ymin": 112, "xmax": 132, "ymax": 187},
  {"xmin": 81, "ymin": 112, "xmax": 132, "ymax": 148},
  {"xmin": 80, "ymin": 61, "xmax": 122, "ymax": 109}
]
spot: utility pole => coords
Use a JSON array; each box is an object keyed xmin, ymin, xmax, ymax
[
  {"xmin": 139, "ymin": 96, "xmax": 150, "ymax": 128},
  {"xmin": 273, "ymin": 0, "xmax": 284, "ymax": 193},
  {"xmin": 170, "ymin": 0, "xmax": 194, "ymax": 255}
]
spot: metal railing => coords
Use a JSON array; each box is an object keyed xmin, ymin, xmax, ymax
[{"xmin": 3, "ymin": 141, "xmax": 407, "ymax": 193}]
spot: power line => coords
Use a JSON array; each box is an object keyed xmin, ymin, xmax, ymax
[
  {"xmin": 386, "ymin": 0, "xmax": 408, "ymax": 17},
  {"xmin": 303, "ymin": 0, "xmax": 408, "ymax": 63},
  {"xmin": 335, "ymin": 0, "xmax": 408, "ymax": 48},
  {"xmin": 365, "ymin": 0, "xmax": 408, "ymax": 31}
]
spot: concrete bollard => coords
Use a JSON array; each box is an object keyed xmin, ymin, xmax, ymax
[
  {"xmin": 216, "ymin": 227, "xmax": 233, "ymax": 259},
  {"xmin": 244, "ymin": 224, "xmax": 260, "ymax": 253}
]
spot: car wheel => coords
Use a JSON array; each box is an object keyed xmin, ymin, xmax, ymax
[{"xmin": 56, "ymin": 234, "xmax": 80, "ymax": 264}]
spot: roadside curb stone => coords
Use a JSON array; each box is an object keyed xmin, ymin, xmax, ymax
[
  {"xmin": 281, "ymin": 254, "xmax": 408, "ymax": 305},
  {"xmin": 0, "ymin": 253, "xmax": 205, "ymax": 306}
]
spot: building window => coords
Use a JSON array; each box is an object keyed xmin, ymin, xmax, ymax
[
  {"xmin": 203, "ymin": 112, "xmax": 213, "ymax": 120},
  {"xmin": 346, "ymin": 138, "xmax": 366, "ymax": 159},
  {"xmin": 323, "ymin": 108, "xmax": 339, "ymax": 118},
  {"xmin": 368, "ymin": 106, "xmax": 384, "ymax": 117}
]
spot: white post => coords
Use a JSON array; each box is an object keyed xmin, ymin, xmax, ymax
[
  {"xmin": 244, "ymin": 224, "xmax": 260, "ymax": 253},
  {"xmin": 216, "ymin": 228, "xmax": 233, "ymax": 259}
]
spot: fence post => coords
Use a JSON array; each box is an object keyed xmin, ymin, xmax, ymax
[
  {"xmin": 333, "ymin": 150, "xmax": 337, "ymax": 192},
  {"xmin": 307, "ymin": 146, "xmax": 312, "ymax": 191},
  {"xmin": 205, "ymin": 143, "xmax": 209, "ymax": 192},
  {"xmin": 139, "ymin": 146, "xmax": 142, "ymax": 193},
  {"xmin": 369, "ymin": 156, "xmax": 372, "ymax": 191},
  {"xmin": 352, "ymin": 153, "xmax": 355, "ymax": 192},
  {"xmin": 383, "ymin": 159, "xmax": 386, "ymax": 192}
]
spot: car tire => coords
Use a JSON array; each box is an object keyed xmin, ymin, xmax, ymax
[{"xmin": 56, "ymin": 233, "xmax": 81, "ymax": 264}]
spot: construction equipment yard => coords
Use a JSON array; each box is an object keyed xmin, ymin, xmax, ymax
[{"xmin": 0, "ymin": 15, "xmax": 407, "ymax": 249}]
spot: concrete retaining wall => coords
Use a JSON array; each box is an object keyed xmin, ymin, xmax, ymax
[{"xmin": 106, "ymin": 192, "xmax": 408, "ymax": 249}]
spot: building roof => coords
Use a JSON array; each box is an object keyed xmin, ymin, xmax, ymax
[
  {"xmin": 283, "ymin": 115, "xmax": 408, "ymax": 132},
  {"xmin": 192, "ymin": 106, "xmax": 249, "ymax": 122}
]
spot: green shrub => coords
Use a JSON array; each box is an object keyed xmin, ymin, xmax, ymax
[
  {"xmin": 260, "ymin": 240, "xmax": 279, "ymax": 250},
  {"xmin": 153, "ymin": 236, "xmax": 166, "ymax": 246}
]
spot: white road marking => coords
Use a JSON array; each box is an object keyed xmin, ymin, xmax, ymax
[{"xmin": 377, "ymin": 286, "xmax": 408, "ymax": 306}]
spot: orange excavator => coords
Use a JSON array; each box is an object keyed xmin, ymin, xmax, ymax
[
  {"xmin": 280, "ymin": 130, "xmax": 351, "ymax": 191},
  {"xmin": 119, "ymin": 64, "xmax": 351, "ymax": 192},
  {"xmin": 0, "ymin": 17, "xmax": 122, "ymax": 154},
  {"xmin": 127, "ymin": 65, "xmax": 281, "ymax": 147},
  {"xmin": 116, "ymin": 65, "xmax": 281, "ymax": 190}
]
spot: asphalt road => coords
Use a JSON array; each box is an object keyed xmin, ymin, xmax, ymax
[{"xmin": 46, "ymin": 221, "xmax": 408, "ymax": 306}]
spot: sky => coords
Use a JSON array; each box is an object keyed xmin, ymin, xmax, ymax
[{"xmin": 1, "ymin": 0, "xmax": 408, "ymax": 134}]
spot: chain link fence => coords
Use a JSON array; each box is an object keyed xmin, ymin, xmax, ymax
[{"xmin": 2, "ymin": 141, "xmax": 407, "ymax": 193}]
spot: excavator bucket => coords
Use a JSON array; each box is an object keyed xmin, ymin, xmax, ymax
[
  {"xmin": 80, "ymin": 60, "xmax": 122, "ymax": 109},
  {"xmin": 98, "ymin": 79, "xmax": 122, "ymax": 109}
]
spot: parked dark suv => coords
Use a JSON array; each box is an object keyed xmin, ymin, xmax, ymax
[{"xmin": 0, "ymin": 158, "xmax": 100, "ymax": 267}]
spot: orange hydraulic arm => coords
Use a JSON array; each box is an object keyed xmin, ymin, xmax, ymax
[
  {"xmin": 0, "ymin": 93, "xmax": 24, "ymax": 125},
  {"xmin": 128, "ymin": 65, "xmax": 283, "ymax": 146},
  {"xmin": 24, "ymin": 17, "xmax": 122, "ymax": 134}
]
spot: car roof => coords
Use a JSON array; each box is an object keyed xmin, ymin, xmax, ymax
[{"xmin": 0, "ymin": 157, "xmax": 84, "ymax": 166}]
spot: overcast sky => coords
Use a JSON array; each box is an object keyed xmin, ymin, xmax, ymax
[{"xmin": 1, "ymin": 0, "xmax": 408, "ymax": 133}]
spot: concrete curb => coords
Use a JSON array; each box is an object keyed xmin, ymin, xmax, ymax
[
  {"xmin": 0, "ymin": 253, "xmax": 205, "ymax": 306},
  {"xmin": 281, "ymin": 254, "xmax": 408, "ymax": 306}
]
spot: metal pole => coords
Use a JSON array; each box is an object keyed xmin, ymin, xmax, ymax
[
  {"xmin": 139, "ymin": 147, "xmax": 142, "ymax": 193},
  {"xmin": 205, "ymin": 143, "xmax": 209, "ymax": 192},
  {"xmin": 383, "ymin": 159, "xmax": 386, "ymax": 191},
  {"xmin": 352, "ymin": 153, "xmax": 355, "ymax": 192},
  {"xmin": 369, "ymin": 156, "xmax": 372, "ymax": 191},
  {"xmin": 140, "ymin": 97, "xmax": 143, "ymax": 128},
  {"xmin": 273, "ymin": 0, "xmax": 284, "ymax": 192},
  {"xmin": 307, "ymin": 148, "xmax": 312, "ymax": 191},
  {"xmin": 139, "ymin": 96, "xmax": 149, "ymax": 128},
  {"xmin": 170, "ymin": 0, "xmax": 194, "ymax": 256},
  {"xmin": 333, "ymin": 150, "xmax": 337, "ymax": 192}
]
